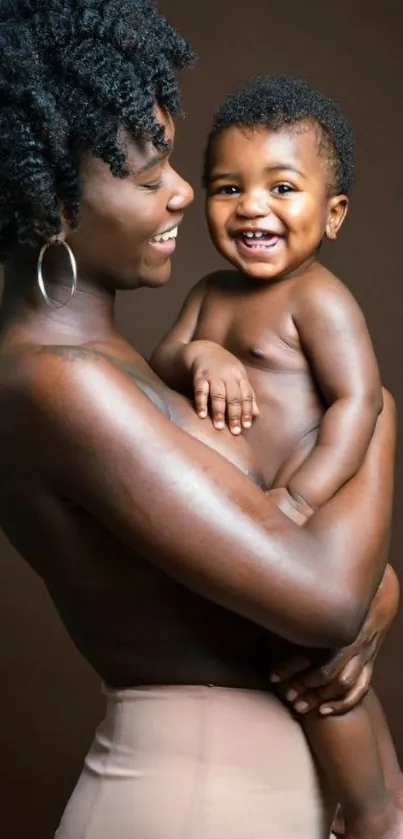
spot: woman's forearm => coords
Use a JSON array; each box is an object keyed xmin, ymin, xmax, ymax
[{"xmin": 36, "ymin": 351, "xmax": 395, "ymax": 648}]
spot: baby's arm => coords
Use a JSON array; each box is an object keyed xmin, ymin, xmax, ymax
[
  {"xmin": 151, "ymin": 275, "xmax": 258, "ymax": 431},
  {"xmin": 290, "ymin": 275, "xmax": 383, "ymax": 511},
  {"xmin": 150, "ymin": 277, "xmax": 209, "ymax": 391}
]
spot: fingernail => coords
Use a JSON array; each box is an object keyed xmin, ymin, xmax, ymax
[
  {"xmin": 319, "ymin": 707, "xmax": 333, "ymax": 716},
  {"xmin": 198, "ymin": 411, "xmax": 207, "ymax": 418},
  {"xmin": 270, "ymin": 674, "xmax": 280, "ymax": 683},
  {"xmin": 286, "ymin": 689, "xmax": 298, "ymax": 702},
  {"xmin": 231, "ymin": 426, "xmax": 241, "ymax": 435},
  {"xmin": 294, "ymin": 700, "xmax": 309, "ymax": 713},
  {"xmin": 243, "ymin": 421, "xmax": 252, "ymax": 428},
  {"xmin": 214, "ymin": 421, "xmax": 225, "ymax": 429}
]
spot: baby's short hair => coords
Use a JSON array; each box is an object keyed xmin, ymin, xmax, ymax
[{"xmin": 203, "ymin": 75, "xmax": 354, "ymax": 195}]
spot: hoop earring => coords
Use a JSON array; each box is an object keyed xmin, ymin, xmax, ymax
[{"xmin": 37, "ymin": 238, "xmax": 77, "ymax": 308}]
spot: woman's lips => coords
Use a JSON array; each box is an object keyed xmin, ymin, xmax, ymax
[{"xmin": 149, "ymin": 225, "xmax": 178, "ymax": 255}]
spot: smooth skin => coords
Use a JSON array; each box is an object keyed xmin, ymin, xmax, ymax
[
  {"xmin": 0, "ymin": 109, "xmax": 399, "ymax": 837},
  {"xmin": 151, "ymin": 122, "xmax": 402, "ymax": 838}
]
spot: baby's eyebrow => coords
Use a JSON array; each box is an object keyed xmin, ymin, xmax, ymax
[
  {"xmin": 208, "ymin": 171, "xmax": 239, "ymax": 181},
  {"xmin": 208, "ymin": 164, "xmax": 307, "ymax": 181},
  {"xmin": 264, "ymin": 163, "xmax": 307, "ymax": 178}
]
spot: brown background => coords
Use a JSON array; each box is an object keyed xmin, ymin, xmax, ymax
[{"xmin": 1, "ymin": 1, "xmax": 402, "ymax": 836}]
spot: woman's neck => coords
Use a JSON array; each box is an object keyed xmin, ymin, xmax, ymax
[{"xmin": 0, "ymin": 248, "xmax": 118, "ymax": 348}]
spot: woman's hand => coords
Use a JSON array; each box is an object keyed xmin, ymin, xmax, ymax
[{"xmin": 270, "ymin": 564, "xmax": 399, "ymax": 716}]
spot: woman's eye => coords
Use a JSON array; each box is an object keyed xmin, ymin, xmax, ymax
[
  {"xmin": 142, "ymin": 180, "xmax": 162, "ymax": 191},
  {"xmin": 272, "ymin": 183, "xmax": 295, "ymax": 195}
]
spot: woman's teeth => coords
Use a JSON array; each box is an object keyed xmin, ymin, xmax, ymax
[{"xmin": 151, "ymin": 226, "xmax": 178, "ymax": 243}]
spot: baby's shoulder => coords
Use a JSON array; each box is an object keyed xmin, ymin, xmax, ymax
[{"xmin": 293, "ymin": 264, "xmax": 360, "ymax": 318}]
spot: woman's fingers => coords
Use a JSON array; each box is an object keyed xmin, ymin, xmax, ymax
[
  {"xmin": 318, "ymin": 663, "xmax": 372, "ymax": 716},
  {"xmin": 270, "ymin": 652, "xmax": 312, "ymax": 685},
  {"xmin": 284, "ymin": 661, "xmax": 372, "ymax": 717}
]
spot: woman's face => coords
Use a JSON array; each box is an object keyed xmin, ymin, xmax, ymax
[{"xmin": 68, "ymin": 108, "xmax": 194, "ymax": 290}]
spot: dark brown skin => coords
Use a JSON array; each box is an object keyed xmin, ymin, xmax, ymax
[
  {"xmin": 151, "ymin": 123, "xmax": 402, "ymax": 838},
  {"xmin": 152, "ymin": 125, "xmax": 383, "ymax": 516},
  {"xmin": 0, "ymin": 111, "xmax": 399, "ymax": 836}
]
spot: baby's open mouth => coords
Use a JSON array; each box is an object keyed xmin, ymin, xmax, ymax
[{"xmin": 237, "ymin": 231, "xmax": 281, "ymax": 249}]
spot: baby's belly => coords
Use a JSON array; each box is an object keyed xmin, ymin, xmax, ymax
[{"xmin": 245, "ymin": 367, "xmax": 325, "ymax": 488}]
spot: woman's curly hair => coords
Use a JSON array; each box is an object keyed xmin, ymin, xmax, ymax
[{"xmin": 0, "ymin": 0, "xmax": 195, "ymax": 260}]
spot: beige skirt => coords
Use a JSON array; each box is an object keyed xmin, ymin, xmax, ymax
[{"xmin": 56, "ymin": 684, "xmax": 335, "ymax": 839}]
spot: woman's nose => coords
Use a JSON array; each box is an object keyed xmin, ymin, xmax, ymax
[{"xmin": 168, "ymin": 170, "xmax": 194, "ymax": 211}]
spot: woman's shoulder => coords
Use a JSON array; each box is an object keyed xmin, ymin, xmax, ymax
[{"xmin": 0, "ymin": 343, "xmax": 172, "ymax": 453}]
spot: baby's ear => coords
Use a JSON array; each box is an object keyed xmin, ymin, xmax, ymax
[{"xmin": 325, "ymin": 195, "xmax": 349, "ymax": 240}]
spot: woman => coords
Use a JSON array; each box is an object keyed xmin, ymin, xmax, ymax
[{"xmin": 0, "ymin": 2, "xmax": 399, "ymax": 838}]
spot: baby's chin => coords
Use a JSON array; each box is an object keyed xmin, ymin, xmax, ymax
[
  {"xmin": 214, "ymin": 241, "xmax": 288, "ymax": 282},
  {"xmin": 228, "ymin": 254, "xmax": 286, "ymax": 283},
  {"xmin": 240, "ymin": 264, "xmax": 283, "ymax": 282}
]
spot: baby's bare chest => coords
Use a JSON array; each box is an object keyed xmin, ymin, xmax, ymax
[
  {"xmin": 194, "ymin": 283, "xmax": 307, "ymax": 375},
  {"xmin": 194, "ymin": 284, "xmax": 325, "ymax": 479}
]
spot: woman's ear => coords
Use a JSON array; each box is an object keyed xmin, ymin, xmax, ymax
[{"xmin": 325, "ymin": 195, "xmax": 349, "ymax": 240}]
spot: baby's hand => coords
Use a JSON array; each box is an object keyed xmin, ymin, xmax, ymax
[
  {"xmin": 185, "ymin": 340, "xmax": 258, "ymax": 435},
  {"xmin": 268, "ymin": 487, "xmax": 315, "ymax": 526}
]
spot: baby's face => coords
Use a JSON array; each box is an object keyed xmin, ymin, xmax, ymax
[{"xmin": 205, "ymin": 122, "xmax": 347, "ymax": 282}]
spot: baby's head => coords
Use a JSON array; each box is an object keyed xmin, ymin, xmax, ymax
[{"xmin": 203, "ymin": 75, "xmax": 354, "ymax": 282}]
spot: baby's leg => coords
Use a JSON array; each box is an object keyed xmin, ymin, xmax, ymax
[
  {"xmin": 273, "ymin": 436, "xmax": 402, "ymax": 836},
  {"xmin": 365, "ymin": 691, "xmax": 403, "ymax": 809},
  {"xmin": 302, "ymin": 691, "xmax": 403, "ymax": 839}
]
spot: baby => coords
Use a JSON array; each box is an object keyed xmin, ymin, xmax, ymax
[{"xmin": 151, "ymin": 76, "xmax": 402, "ymax": 839}]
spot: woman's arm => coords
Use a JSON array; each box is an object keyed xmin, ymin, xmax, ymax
[{"xmin": 27, "ymin": 349, "xmax": 395, "ymax": 649}]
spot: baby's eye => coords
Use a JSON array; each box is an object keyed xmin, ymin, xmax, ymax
[
  {"xmin": 272, "ymin": 184, "xmax": 295, "ymax": 195},
  {"xmin": 215, "ymin": 185, "xmax": 240, "ymax": 196}
]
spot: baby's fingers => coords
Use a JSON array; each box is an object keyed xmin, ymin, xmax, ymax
[
  {"xmin": 239, "ymin": 379, "xmax": 258, "ymax": 429},
  {"xmin": 226, "ymin": 380, "xmax": 243, "ymax": 435},
  {"xmin": 194, "ymin": 376, "xmax": 210, "ymax": 419},
  {"xmin": 209, "ymin": 378, "xmax": 227, "ymax": 429}
]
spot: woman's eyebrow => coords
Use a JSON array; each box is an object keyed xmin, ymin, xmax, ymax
[{"xmin": 136, "ymin": 145, "xmax": 172, "ymax": 175}]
